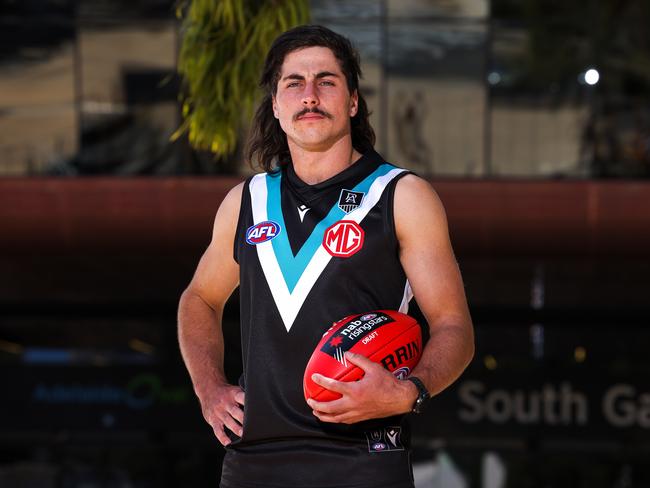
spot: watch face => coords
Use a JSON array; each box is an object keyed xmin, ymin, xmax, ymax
[{"xmin": 413, "ymin": 396, "xmax": 425, "ymax": 413}]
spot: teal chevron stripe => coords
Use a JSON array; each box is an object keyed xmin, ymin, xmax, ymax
[{"xmin": 266, "ymin": 163, "xmax": 396, "ymax": 293}]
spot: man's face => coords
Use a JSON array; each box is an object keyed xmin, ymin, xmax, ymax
[{"xmin": 272, "ymin": 46, "xmax": 358, "ymax": 153}]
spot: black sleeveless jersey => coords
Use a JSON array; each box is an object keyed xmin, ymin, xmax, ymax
[{"xmin": 223, "ymin": 150, "xmax": 416, "ymax": 488}]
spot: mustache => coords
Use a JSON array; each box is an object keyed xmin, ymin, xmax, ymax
[{"xmin": 293, "ymin": 107, "xmax": 333, "ymax": 121}]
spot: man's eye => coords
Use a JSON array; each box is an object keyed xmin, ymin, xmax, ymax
[
  {"xmin": 287, "ymin": 82, "xmax": 300, "ymax": 88},
  {"xmin": 320, "ymin": 80, "xmax": 335, "ymax": 86}
]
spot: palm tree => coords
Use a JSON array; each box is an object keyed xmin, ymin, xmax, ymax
[{"xmin": 174, "ymin": 0, "xmax": 310, "ymax": 162}]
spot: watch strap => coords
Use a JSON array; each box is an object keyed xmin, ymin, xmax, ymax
[{"xmin": 406, "ymin": 376, "xmax": 430, "ymax": 413}]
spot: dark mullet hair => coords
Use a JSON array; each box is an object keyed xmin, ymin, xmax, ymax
[{"xmin": 245, "ymin": 25, "xmax": 375, "ymax": 172}]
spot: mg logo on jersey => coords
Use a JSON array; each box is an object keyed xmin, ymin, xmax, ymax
[
  {"xmin": 322, "ymin": 220, "xmax": 364, "ymax": 257},
  {"xmin": 246, "ymin": 221, "xmax": 281, "ymax": 245}
]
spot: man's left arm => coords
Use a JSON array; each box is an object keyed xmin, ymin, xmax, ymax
[{"xmin": 308, "ymin": 174, "xmax": 474, "ymax": 423}]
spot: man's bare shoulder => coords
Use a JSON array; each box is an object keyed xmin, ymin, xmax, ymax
[
  {"xmin": 225, "ymin": 180, "xmax": 245, "ymax": 200},
  {"xmin": 218, "ymin": 181, "xmax": 245, "ymax": 217},
  {"xmin": 211, "ymin": 181, "xmax": 245, "ymax": 236},
  {"xmin": 394, "ymin": 173, "xmax": 447, "ymax": 224}
]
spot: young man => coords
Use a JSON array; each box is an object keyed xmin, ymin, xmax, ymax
[{"xmin": 178, "ymin": 25, "xmax": 474, "ymax": 488}]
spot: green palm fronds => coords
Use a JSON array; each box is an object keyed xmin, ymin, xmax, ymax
[{"xmin": 174, "ymin": 0, "xmax": 310, "ymax": 156}]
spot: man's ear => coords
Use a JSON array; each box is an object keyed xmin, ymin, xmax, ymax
[
  {"xmin": 350, "ymin": 90, "xmax": 359, "ymax": 117},
  {"xmin": 272, "ymin": 96, "xmax": 279, "ymax": 119}
]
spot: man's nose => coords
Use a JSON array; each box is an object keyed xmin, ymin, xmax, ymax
[{"xmin": 302, "ymin": 82, "xmax": 319, "ymax": 106}]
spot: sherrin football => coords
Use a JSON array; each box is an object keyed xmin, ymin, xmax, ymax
[{"xmin": 303, "ymin": 310, "xmax": 422, "ymax": 402}]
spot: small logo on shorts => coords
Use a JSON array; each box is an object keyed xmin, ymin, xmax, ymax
[
  {"xmin": 246, "ymin": 221, "xmax": 281, "ymax": 245},
  {"xmin": 369, "ymin": 430, "xmax": 382, "ymax": 442},
  {"xmin": 366, "ymin": 427, "xmax": 405, "ymax": 453},
  {"xmin": 386, "ymin": 428, "xmax": 401, "ymax": 448}
]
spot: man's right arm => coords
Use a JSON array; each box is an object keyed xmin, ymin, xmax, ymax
[{"xmin": 177, "ymin": 182, "xmax": 244, "ymax": 446}]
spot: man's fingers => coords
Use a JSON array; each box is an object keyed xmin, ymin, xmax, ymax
[
  {"xmin": 344, "ymin": 351, "xmax": 378, "ymax": 372},
  {"xmin": 200, "ymin": 385, "xmax": 247, "ymax": 446},
  {"xmin": 212, "ymin": 424, "xmax": 231, "ymax": 446},
  {"xmin": 229, "ymin": 404, "xmax": 245, "ymax": 424},
  {"xmin": 311, "ymin": 373, "xmax": 350, "ymax": 394},
  {"xmin": 312, "ymin": 410, "xmax": 354, "ymax": 424},
  {"xmin": 234, "ymin": 389, "xmax": 245, "ymax": 405},
  {"xmin": 222, "ymin": 412, "xmax": 243, "ymax": 437},
  {"xmin": 312, "ymin": 411, "xmax": 338, "ymax": 423},
  {"xmin": 307, "ymin": 397, "xmax": 346, "ymax": 413}
]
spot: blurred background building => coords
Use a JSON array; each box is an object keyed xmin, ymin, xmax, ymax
[{"xmin": 1, "ymin": 0, "xmax": 650, "ymax": 486}]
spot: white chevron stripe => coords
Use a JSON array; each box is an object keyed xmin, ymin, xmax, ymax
[
  {"xmin": 249, "ymin": 168, "xmax": 406, "ymax": 332},
  {"xmin": 398, "ymin": 280, "xmax": 413, "ymax": 314}
]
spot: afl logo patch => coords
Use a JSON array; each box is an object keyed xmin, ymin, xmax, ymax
[
  {"xmin": 246, "ymin": 221, "xmax": 281, "ymax": 245},
  {"xmin": 323, "ymin": 220, "xmax": 364, "ymax": 258}
]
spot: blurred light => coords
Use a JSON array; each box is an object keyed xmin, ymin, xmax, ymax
[
  {"xmin": 129, "ymin": 338, "xmax": 155, "ymax": 355},
  {"xmin": 0, "ymin": 339, "xmax": 23, "ymax": 355},
  {"xmin": 530, "ymin": 323, "xmax": 545, "ymax": 360},
  {"xmin": 574, "ymin": 346, "xmax": 587, "ymax": 363},
  {"xmin": 91, "ymin": 354, "xmax": 110, "ymax": 367},
  {"xmin": 102, "ymin": 413, "xmax": 116, "ymax": 428},
  {"xmin": 487, "ymin": 71, "xmax": 501, "ymax": 85},
  {"xmin": 23, "ymin": 348, "xmax": 73, "ymax": 364},
  {"xmin": 585, "ymin": 68, "xmax": 600, "ymax": 85},
  {"xmin": 484, "ymin": 355, "xmax": 497, "ymax": 370},
  {"xmin": 531, "ymin": 264, "xmax": 545, "ymax": 310}
]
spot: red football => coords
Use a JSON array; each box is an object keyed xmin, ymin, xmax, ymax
[{"xmin": 303, "ymin": 310, "xmax": 422, "ymax": 402}]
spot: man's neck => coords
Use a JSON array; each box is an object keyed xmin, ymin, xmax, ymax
[{"xmin": 288, "ymin": 138, "xmax": 363, "ymax": 185}]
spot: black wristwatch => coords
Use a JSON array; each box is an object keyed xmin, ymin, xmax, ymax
[{"xmin": 406, "ymin": 376, "xmax": 430, "ymax": 414}]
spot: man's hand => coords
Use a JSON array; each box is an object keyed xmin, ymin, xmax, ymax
[
  {"xmin": 306, "ymin": 352, "xmax": 416, "ymax": 424},
  {"xmin": 199, "ymin": 384, "xmax": 245, "ymax": 446}
]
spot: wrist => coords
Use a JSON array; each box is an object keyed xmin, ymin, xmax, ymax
[
  {"xmin": 405, "ymin": 376, "xmax": 431, "ymax": 414},
  {"xmin": 399, "ymin": 377, "xmax": 419, "ymax": 414},
  {"xmin": 193, "ymin": 374, "xmax": 229, "ymax": 400}
]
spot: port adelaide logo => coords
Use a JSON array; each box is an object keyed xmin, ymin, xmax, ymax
[
  {"xmin": 246, "ymin": 220, "xmax": 281, "ymax": 245},
  {"xmin": 338, "ymin": 189, "xmax": 364, "ymax": 213}
]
